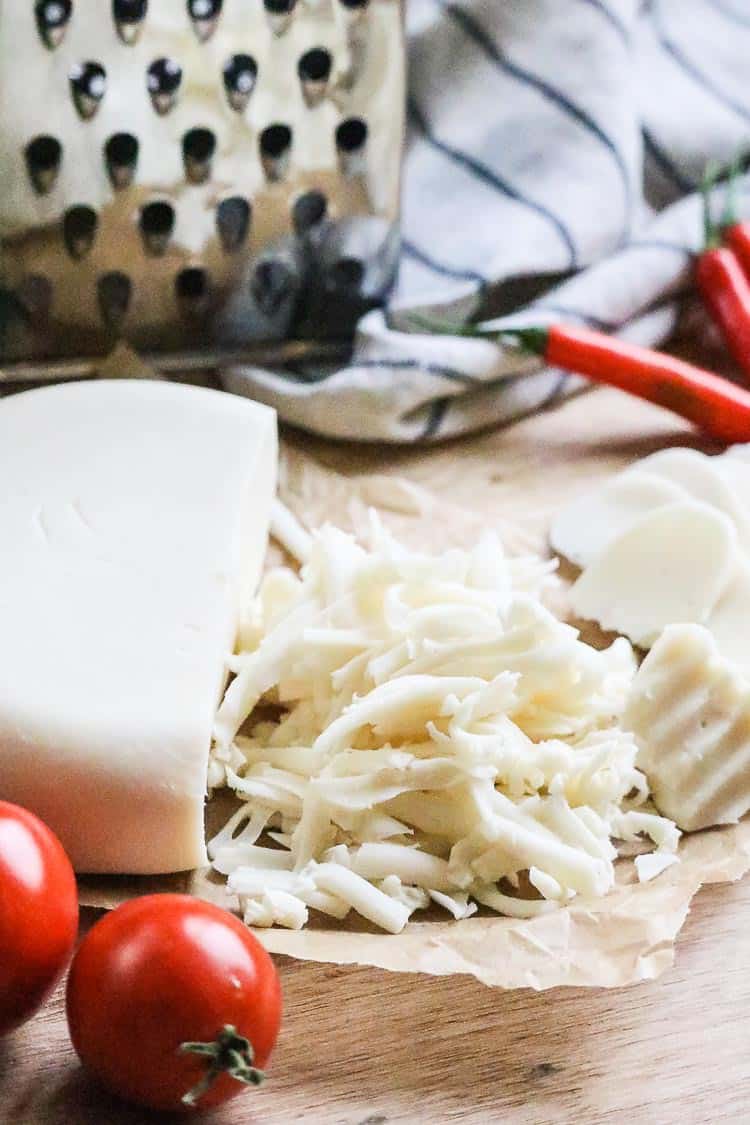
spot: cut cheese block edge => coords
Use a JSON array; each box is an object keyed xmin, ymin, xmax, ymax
[
  {"xmin": 569, "ymin": 500, "xmax": 737, "ymax": 648},
  {"xmin": 0, "ymin": 380, "xmax": 277, "ymax": 874}
]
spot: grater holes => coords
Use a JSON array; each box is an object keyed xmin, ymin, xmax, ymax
[
  {"xmin": 216, "ymin": 196, "xmax": 251, "ymax": 253},
  {"xmin": 292, "ymin": 190, "xmax": 327, "ymax": 235},
  {"xmin": 260, "ymin": 125, "xmax": 292, "ymax": 182},
  {"xmin": 182, "ymin": 128, "xmax": 216, "ymax": 184},
  {"xmin": 298, "ymin": 48, "xmax": 332, "ymax": 83},
  {"xmin": 69, "ymin": 62, "xmax": 107, "ymax": 121},
  {"xmin": 223, "ymin": 54, "xmax": 258, "ymax": 113},
  {"xmin": 336, "ymin": 117, "xmax": 368, "ymax": 175},
  {"xmin": 147, "ymin": 58, "xmax": 182, "ymax": 116},
  {"xmin": 17, "ymin": 275, "xmax": 53, "ymax": 323},
  {"xmin": 298, "ymin": 49, "xmax": 332, "ymax": 107},
  {"xmin": 97, "ymin": 271, "xmax": 132, "ymax": 330},
  {"xmin": 264, "ymin": 0, "xmax": 297, "ymax": 36},
  {"xmin": 326, "ymin": 256, "xmax": 365, "ymax": 291},
  {"xmin": 336, "ymin": 117, "xmax": 367, "ymax": 152},
  {"xmin": 251, "ymin": 259, "xmax": 295, "ymax": 318},
  {"xmin": 139, "ymin": 201, "xmax": 175, "ymax": 256},
  {"xmin": 25, "ymin": 135, "xmax": 62, "ymax": 195},
  {"xmin": 175, "ymin": 267, "xmax": 210, "ymax": 317},
  {"xmin": 113, "ymin": 0, "xmax": 148, "ymax": 45},
  {"xmin": 188, "ymin": 0, "xmax": 223, "ymax": 42},
  {"xmin": 35, "ymin": 0, "xmax": 72, "ymax": 50},
  {"xmin": 105, "ymin": 133, "xmax": 139, "ymax": 189},
  {"xmin": 63, "ymin": 205, "xmax": 98, "ymax": 260}
]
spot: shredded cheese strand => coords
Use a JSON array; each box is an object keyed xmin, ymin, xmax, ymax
[{"xmin": 210, "ymin": 513, "xmax": 678, "ymax": 932}]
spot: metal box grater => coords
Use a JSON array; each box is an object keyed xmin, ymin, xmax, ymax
[{"xmin": 0, "ymin": 0, "xmax": 405, "ymax": 373}]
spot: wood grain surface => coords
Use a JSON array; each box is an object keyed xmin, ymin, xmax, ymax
[
  {"xmin": 3, "ymin": 385, "xmax": 749, "ymax": 1125},
  {"xmin": 5, "ymin": 878, "xmax": 750, "ymax": 1125}
]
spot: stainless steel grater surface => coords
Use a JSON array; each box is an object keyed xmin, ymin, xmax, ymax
[{"xmin": 0, "ymin": 0, "xmax": 405, "ymax": 370}]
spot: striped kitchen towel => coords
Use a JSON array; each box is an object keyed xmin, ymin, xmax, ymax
[{"xmin": 224, "ymin": 0, "xmax": 750, "ymax": 442}]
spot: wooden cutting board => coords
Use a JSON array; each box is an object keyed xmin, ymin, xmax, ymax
[{"xmin": 3, "ymin": 385, "xmax": 749, "ymax": 1125}]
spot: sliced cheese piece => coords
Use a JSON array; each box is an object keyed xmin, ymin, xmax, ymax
[
  {"xmin": 632, "ymin": 448, "xmax": 750, "ymax": 548},
  {"xmin": 0, "ymin": 380, "xmax": 277, "ymax": 874},
  {"xmin": 704, "ymin": 559, "xmax": 750, "ymax": 673},
  {"xmin": 714, "ymin": 452, "xmax": 750, "ymax": 516},
  {"xmin": 569, "ymin": 500, "xmax": 736, "ymax": 648},
  {"xmin": 549, "ymin": 470, "xmax": 687, "ymax": 568},
  {"xmin": 624, "ymin": 625, "xmax": 750, "ymax": 831}
]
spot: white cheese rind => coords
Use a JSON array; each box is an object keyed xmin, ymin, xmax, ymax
[{"xmin": 0, "ymin": 380, "xmax": 277, "ymax": 874}]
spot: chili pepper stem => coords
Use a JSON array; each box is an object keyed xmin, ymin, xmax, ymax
[
  {"xmin": 179, "ymin": 1024, "xmax": 265, "ymax": 1107},
  {"xmin": 406, "ymin": 311, "xmax": 487, "ymax": 338},
  {"xmin": 407, "ymin": 312, "xmax": 551, "ymax": 354},
  {"xmin": 497, "ymin": 326, "xmax": 549, "ymax": 355},
  {"xmin": 720, "ymin": 151, "xmax": 745, "ymax": 230},
  {"xmin": 701, "ymin": 160, "xmax": 722, "ymax": 251}
]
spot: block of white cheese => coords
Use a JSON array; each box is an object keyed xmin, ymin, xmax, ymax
[
  {"xmin": 0, "ymin": 380, "xmax": 276, "ymax": 874},
  {"xmin": 625, "ymin": 625, "xmax": 750, "ymax": 831}
]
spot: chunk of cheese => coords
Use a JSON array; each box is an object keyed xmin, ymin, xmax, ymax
[
  {"xmin": 0, "ymin": 380, "xmax": 277, "ymax": 874},
  {"xmin": 625, "ymin": 625, "xmax": 750, "ymax": 831}
]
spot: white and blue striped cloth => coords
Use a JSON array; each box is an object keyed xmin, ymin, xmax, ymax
[{"xmin": 224, "ymin": 0, "xmax": 750, "ymax": 442}]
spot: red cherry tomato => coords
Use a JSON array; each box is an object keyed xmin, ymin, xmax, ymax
[
  {"xmin": 0, "ymin": 801, "xmax": 79, "ymax": 1036},
  {"xmin": 66, "ymin": 894, "xmax": 282, "ymax": 1113}
]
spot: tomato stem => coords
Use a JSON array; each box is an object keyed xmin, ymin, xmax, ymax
[{"xmin": 179, "ymin": 1024, "xmax": 265, "ymax": 1108}]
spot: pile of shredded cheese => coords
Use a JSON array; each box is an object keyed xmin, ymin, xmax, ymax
[{"xmin": 209, "ymin": 510, "xmax": 679, "ymax": 933}]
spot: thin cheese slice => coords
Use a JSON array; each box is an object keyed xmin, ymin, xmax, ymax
[
  {"xmin": 704, "ymin": 559, "xmax": 750, "ymax": 673},
  {"xmin": 549, "ymin": 470, "xmax": 687, "ymax": 568},
  {"xmin": 632, "ymin": 448, "xmax": 750, "ymax": 549},
  {"xmin": 569, "ymin": 501, "xmax": 736, "ymax": 647},
  {"xmin": 0, "ymin": 380, "xmax": 277, "ymax": 874},
  {"xmin": 625, "ymin": 625, "xmax": 750, "ymax": 831},
  {"xmin": 715, "ymin": 452, "xmax": 750, "ymax": 520}
]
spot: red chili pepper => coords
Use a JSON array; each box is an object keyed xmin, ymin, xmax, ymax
[
  {"xmin": 720, "ymin": 156, "xmax": 750, "ymax": 278},
  {"xmin": 499, "ymin": 324, "xmax": 750, "ymax": 444},
  {"xmin": 695, "ymin": 167, "xmax": 750, "ymax": 381},
  {"xmin": 695, "ymin": 248, "xmax": 750, "ymax": 378}
]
